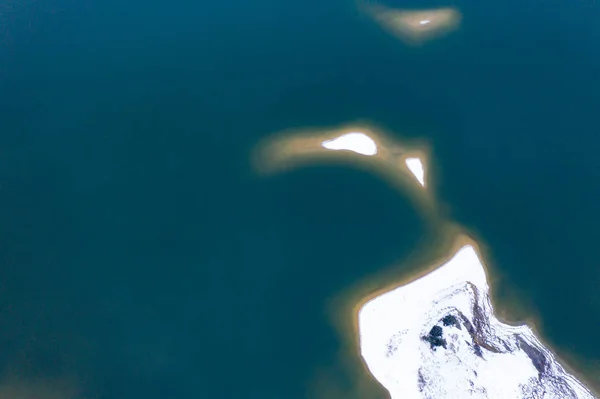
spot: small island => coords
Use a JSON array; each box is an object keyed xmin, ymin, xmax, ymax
[{"xmin": 359, "ymin": 243, "xmax": 596, "ymax": 399}]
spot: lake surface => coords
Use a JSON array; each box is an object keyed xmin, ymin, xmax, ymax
[{"xmin": 0, "ymin": 0, "xmax": 599, "ymax": 397}]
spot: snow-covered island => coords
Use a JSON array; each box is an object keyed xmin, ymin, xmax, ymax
[{"xmin": 359, "ymin": 244, "xmax": 596, "ymax": 399}]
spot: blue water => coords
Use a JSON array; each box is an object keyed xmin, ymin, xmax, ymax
[{"xmin": 0, "ymin": 0, "xmax": 599, "ymax": 397}]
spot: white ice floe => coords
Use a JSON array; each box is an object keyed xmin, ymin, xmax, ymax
[
  {"xmin": 321, "ymin": 132, "xmax": 378, "ymax": 156},
  {"xmin": 358, "ymin": 245, "xmax": 596, "ymax": 399},
  {"xmin": 405, "ymin": 157, "xmax": 425, "ymax": 187}
]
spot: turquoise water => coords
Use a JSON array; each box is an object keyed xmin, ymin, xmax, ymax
[{"xmin": 0, "ymin": 0, "xmax": 599, "ymax": 397}]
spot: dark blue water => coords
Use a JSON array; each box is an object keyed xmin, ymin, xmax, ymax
[{"xmin": 0, "ymin": 0, "xmax": 599, "ymax": 397}]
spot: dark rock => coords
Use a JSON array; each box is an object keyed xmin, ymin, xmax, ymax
[
  {"xmin": 418, "ymin": 369, "xmax": 426, "ymax": 392},
  {"xmin": 473, "ymin": 343, "xmax": 483, "ymax": 358},
  {"xmin": 422, "ymin": 325, "xmax": 447, "ymax": 350},
  {"xmin": 517, "ymin": 337, "xmax": 547, "ymax": 375},
  {"xmin": 442, "ymin": 314, "xmax": 460, "ymax": 329},
  {"xmin": 430, "ymin": 325, "xmax": 443, "ymax": 337}
]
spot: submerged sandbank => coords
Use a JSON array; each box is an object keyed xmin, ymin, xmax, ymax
[{"xmin": 361, "ymin": 5, "xmax": 463, "ymax": 46}]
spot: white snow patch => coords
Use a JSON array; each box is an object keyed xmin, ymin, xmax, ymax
[
  {"xmin": 321, "ymin": 132, "xmax": 378, "ymax": 156},
  {"xmin": 405, "ymin": 157, "xmax": 425, "ymax": 186}
]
